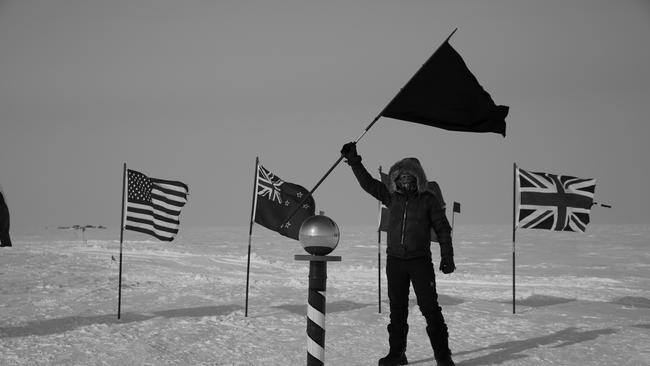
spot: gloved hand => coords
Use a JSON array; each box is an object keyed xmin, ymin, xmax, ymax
[
  {"xmin": 439, "ymin": 255, "xmax": 455, "ymax": 274},
  {"xmin": 340, "ymin": 142, "xmax": 361, "ymax": 165}
]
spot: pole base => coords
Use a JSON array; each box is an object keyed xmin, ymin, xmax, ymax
[{"xmin": 295, "ymin": 255, "xmax": 341, "ymax": 262}]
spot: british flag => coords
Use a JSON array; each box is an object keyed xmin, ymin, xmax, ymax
[
  {"xmin": 257, "ymin": 165, "xmax": 284, "ymax": 205},
  {"xmin": 516, "ymin": 167, "xmax": 596, "ymax": 232}
]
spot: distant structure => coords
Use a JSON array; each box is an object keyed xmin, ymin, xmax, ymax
[
  {"xmin": 0, "ymin": 185, "xmax": 12, "ymax": 247},
  {"xmin": 57, "ymin": 224, "xmax": 106, "ymax": 244}
]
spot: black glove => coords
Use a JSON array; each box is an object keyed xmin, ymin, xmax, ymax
[
  {"xmin": 439, "ymin": 255, "xmax": 455, "ymax": 274},
  {"xmin": 340, "ymin": 142, "xmax": 361, "ymax": 165}
]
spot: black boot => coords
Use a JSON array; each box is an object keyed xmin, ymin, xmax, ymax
[
  {"xmin": 378, "ymin": 353, "xmax": 407, "ymax": 366},
  {"xmin": 0, "ymin": 233, "xmax": 11, "ymax": 247},
  {"xmin": 426, "ymin": 325, "xmax": 454, "ymax": 366},
  {"xmin": 435, "ymin": 354, "xmax": 455, "ymax": 366},
  {"xmin": 378, "ymin": 324, "xmax": 409, "ymax": 366}
]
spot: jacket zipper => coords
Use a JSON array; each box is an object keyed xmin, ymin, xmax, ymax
[{"xmin": 400, "ymin": 199, "xmax": 409, "ymax": 246}]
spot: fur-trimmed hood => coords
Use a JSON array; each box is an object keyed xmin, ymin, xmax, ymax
[{"xmin": 387, "ymin": 157, "xmax": 428, "ymax": 193}]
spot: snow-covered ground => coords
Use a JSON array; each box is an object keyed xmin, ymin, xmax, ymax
[{"xmin": 1, "ymin": 224, "xmax": 648, "ymax": 365}]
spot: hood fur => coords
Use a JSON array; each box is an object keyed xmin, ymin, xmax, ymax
[{"xmin": 387, "ymin": 157, "xmax": 428, "ymax": 193}]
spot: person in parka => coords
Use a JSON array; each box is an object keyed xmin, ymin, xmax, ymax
[{"xmin": 341, "ymin": 142, "xmax": 456, "ymax": 366}]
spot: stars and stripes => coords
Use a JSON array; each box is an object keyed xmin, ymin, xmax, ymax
[
  {"xmin": 516, "ymin": 167, "xmax": 595, "ymax": 232},
  {"xmin": 124, "ymin": 169, "xmax": 189, "ymax": 241}
]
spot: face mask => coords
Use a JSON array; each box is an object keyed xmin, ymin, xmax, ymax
[{"xmin": 397, "ymin": 173, "xmax": 417, "ymax": 192}]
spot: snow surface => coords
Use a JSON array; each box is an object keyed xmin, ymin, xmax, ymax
[{"xmin": 1, "ymin": 225, "xmax": 649, "ymax": 365}]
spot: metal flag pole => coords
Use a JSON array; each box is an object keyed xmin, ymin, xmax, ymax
[
  {"xmin": 281, "ymin": 28, "xmax": 459, "ymax": 227},
  {"xmin": 592, "ymin": 202, "xmax": 612, "ymax": 208},
  {"xmin": 450, "ymin": 202, "xmax": 460, "ymax": 241},
  {"xmin": 512, "ymin": 162, "xmax": 518, "ymax": 314},
  {"xmin": 377, "ymin": 166, "xmax": 383, "ymax": 314},
  {"xmin": 117, "ymin": 162, "xmax": 127, "ymax": 319},
  {"xmin": 451, "ymin": 207, "xmax": 456, "ymax": 237},
  {"xmin": 245, "ymin": 157, "xmax": 260, "ymax": 317}
]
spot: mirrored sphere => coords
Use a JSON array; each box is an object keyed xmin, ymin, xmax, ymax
[{"xmin": 298, "ymin": 215, "xmax": 340, "ymax": 255}]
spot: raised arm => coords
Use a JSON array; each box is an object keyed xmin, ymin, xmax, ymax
[{"xmin": 340, "ymin": 142, "xmax": 391, "ymax": 205}]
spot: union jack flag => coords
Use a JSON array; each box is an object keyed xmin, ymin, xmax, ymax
[
  {"xmin": 257, "ymin": 166, "xmax": 284, "ymax": 204},
  {"xmin": 254, "ymin": 163, "xmax": 315, "ymax": 240},
  {"xmin": 516, "ymin": 167, "xmax": 596, "ymax": 232}
]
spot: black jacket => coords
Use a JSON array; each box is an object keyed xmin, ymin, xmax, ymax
[{"xmin": 349, "ymin": 157, "xmax": 453, "ymax": 259}]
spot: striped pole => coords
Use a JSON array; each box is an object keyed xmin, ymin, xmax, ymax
[
  {"xmin": 296, "ymin": 255, "xmax": 341, "ymax": 366},
  {"xmin": 308, "ymin": 261, "xmax": 326, "ymax": 365}
]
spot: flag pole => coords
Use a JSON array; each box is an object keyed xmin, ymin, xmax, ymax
[
  {"xmin": 245, "ymin": 157, "xmax": 260, "ymax": 317},
  {"xmin": 282, "ymin": 28, "xmax": 459, "ymax": 227},
  {"xmin": 512, "ymin": 162, "xmax": 517, "ymax": 314},
  {"xmin": 451, "ymin": 208, "xmax": 456, "ymax": 238},
  {"xmin": 451, "ymin": 202, "xmax": 460, "ymax": 240},
  {"xmin": 118, "ymin": 162, "xmax": 126, "ymax": 319},
  {"xmin": 592, "ymin": 202, "xmax": 612, "ymax": 208},
  {"xmin": 377, "ymin": 166, "xmax": 383, "ymax": 314}
]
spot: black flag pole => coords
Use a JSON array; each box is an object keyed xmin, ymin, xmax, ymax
[
  {"xmin": 117, "ymin": 162, "xmax": 126, "ymax": 319},
  {"xmin": 281, "ymin": 28, "xmax": 459, "ymax": 227},
  {"xmin": 512, "ymin": 162, "xmax": 518, "ymax": 314},
  {"xmin": 592, "ymin": 202, "xmax": 612, "ymax": 208},
  {"xmin": 377, "ymin": 166, "xmax": 383, "ymax": 314},
  {"xmin": 245, "ymin": 157, "xmax": 260, "ymax": 317}
]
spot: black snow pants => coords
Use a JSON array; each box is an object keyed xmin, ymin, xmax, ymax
[{"xmin": 386, "ymin": 255, "xmax": 451, "ymax": 359}]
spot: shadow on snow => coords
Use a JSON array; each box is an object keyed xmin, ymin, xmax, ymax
[
  {"xmin": 272, "ymin": 294, "xmax": 464, "ymax": 317},
  {"xmin": 610, "ymin": 296, "xmax": 650, "ymax": 309},
  {"xmin": 499, "ymin": 294, "xmax": 575, "ymax": 308},
  {"xmin": 272, "ymin": 300, "xmax": 374, "ymax": 316},
  {"xmin": 0, "ymin": 304, "xmax": 242, "ymax": 338},
  {"xmin": 409, "ymin": 326, "xmax": 617, "ymax": 365}
]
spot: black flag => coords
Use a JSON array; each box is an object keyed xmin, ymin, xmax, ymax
[{"xmin": 381, "ymin": 41, "xmax": 508, "ymax": 136}]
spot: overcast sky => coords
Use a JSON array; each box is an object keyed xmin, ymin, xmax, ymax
[{"xmin": 1, "ymin": 0, "xmax": 649, "ymax": 233}]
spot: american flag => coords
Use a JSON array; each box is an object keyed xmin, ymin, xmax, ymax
[
  {"xmin": 516, "ymin": 167, "xmax": 595, "ymax": 232},
  {"xmin": 124, "ymin": 169, "xmax": 189, "ymax": 241}
]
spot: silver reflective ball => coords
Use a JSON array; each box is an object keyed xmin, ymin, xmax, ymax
[{"xmin": 299, "ymin": 215, "xmax": 340, "ymax": 255}]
